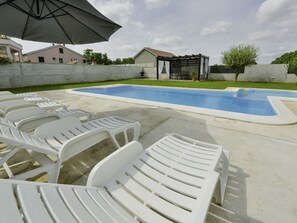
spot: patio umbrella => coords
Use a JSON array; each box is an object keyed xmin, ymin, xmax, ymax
[{"xmin": 0, "ymin": 0, "xmax": 121, "ymax": 44}]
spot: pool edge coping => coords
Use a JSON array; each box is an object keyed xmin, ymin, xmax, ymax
[{"xmin": 66, "ymin": 84, "xmax": 297, "ymax": 125}]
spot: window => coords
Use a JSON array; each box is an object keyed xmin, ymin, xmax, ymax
[
  {"xmin": 59, "ymin": 48, "xmax": 64, "ymax": 54},
  {"xmin": 59, "ymin": 58, "xmax": 63, "ymax": 63},
  {"xmin": 38, "ymin": 57, "xmax": 45, "ymax": 63},
  {"xmin": 52, "ymin": 57, "xmax": 56, "ymax": 61}
]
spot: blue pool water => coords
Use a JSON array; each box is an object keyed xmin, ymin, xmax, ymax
[{"xmin": 74, "ymin": 86, "xmax": 297, "ymax": 116}]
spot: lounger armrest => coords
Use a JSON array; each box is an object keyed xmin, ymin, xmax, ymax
[{"xmin": 87, "ymin": 141, "xmax": 144, "ymax": 187}]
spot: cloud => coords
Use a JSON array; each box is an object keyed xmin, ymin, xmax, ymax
[
  {"xmin": 145, "ymin": 0, "xmax": 171, "ymax": 10},
  {"xmin": 130, "ymin": 21, "xmax": 145, "ymax": 29},
  {"xmin": 200, "ymin": 21, "xmax": 232, "ymax": 36},
  {"xmin": 248, "ymin": 30, "xmax": 273, "ymax": 41},
  {"xmin": 89, "ymin": 0, "xmax": 135, "ymax": 25},
  {"xmin": 256, "ymin": 0, "xmax": 297, "ymax": 26},
  {"xmin": 118, "ymin": 45, "xmax": 140, "ymax": 52},
  {"xmin": 152, "ymin": 36, "xmax": 182, "ymax": 47}
]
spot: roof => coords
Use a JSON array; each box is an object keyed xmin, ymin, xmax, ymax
[
  {"xmin": 24, "ymin": 44, "xmax": 84, "ymax": 57},
  {"xmin": 134, "ymin": 47, "xmax": 175, "ymax": 59}
]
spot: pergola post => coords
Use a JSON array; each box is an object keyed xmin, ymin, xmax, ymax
[
  {"xmin": 156, "ymin": 57, "xmax": 159, "ymax": 80},
  {"xmin": 198, "ymin": 54, "xmax": 201, "ymax": 81}
]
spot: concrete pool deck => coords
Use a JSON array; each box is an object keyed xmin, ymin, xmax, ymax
[{"xmin": 22, "ymin": 90, "xmax": 297, "ymax": 222}]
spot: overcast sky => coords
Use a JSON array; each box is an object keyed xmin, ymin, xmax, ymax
[{"xmin": 12, "ymin": 0, "xmax": 297, "ymax": 65}]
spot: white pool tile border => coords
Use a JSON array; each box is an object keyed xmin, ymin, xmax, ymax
[{"xmin": 67, "ymin": 85, "xmax": 297, "ymax": 125}]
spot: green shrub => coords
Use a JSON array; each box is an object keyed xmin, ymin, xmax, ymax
[
  {"xmin": 0, "ymin": 56, "xmax": 12, "ymax": 65},
  {"xmin": 288, "ymin": 58, "xmax": 297, "ymax": 75}
]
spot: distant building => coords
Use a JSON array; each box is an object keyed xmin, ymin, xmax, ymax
[
  {"xmin": 134, "ymin": 47, "xmax": 175, "ymax": 67},
  {"xmin": 0, "ymin": 38, "xmax": 23, "ymax": 62},
  {"xmin": 24, "ymin": 44, "xmax": 85, "ymax": 64}
]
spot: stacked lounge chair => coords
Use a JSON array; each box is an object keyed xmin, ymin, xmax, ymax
[{"xmin": 0, "ymin": 133, "xmax": 229, "ymax": 223}]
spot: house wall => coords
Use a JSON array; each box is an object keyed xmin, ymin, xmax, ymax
[
  {"xmin": 0, "ymin": 63, "xmax": 154, "ymax": 89},
  {"xmin": 209, "ymin": 64, "xmax": 297, "ymax": 83},
  {"xmin": 26, "ymin": 45, "xmax": 85, "ymax": 64},
  {"xmin": 135, "ymin": 51, "xmax": 156, "ymax": 66}
]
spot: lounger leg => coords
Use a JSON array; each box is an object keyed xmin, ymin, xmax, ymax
[
  {"xmin": 110, "ymin": 123, "xmax": 141, "ymax": 149},
  {"xmin": 110, "ymin": 134, "xmax": 121, "ymax": 149},
  {"xmin": 47, "ymin": 160, "xmax": 62, "ymax": 183},
  {"xmin": 214, "ymin": 149, "xmax": 229, "ymax": 205}
]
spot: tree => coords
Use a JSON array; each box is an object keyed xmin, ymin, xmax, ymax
[
  {"xmin": 83, "ymin": 49, "xmax": 94, "ymax": 64},
  {"xmin": 271, "ymin": 50, "xmax": 297, "ymax": 64},
  {"xmin": 222, "ymin": 44, "xmax": 259, "ymax": 82},
  {"xmin": 112, "ymin": 57, "xmax": 135, "ymax": 65},
  {"xmin": 83, "ymin": 49, "xmax": 112, "ymax": 65},
  {"xmin": 121, "ymin": 57, "xmax": 134, "ymax": 64}
]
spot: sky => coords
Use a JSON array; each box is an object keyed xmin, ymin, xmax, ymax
[{"xmin": 12, "ymin": 0, "xmax": 297, "ymax": 65}]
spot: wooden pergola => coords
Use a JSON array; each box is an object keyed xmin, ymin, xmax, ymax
[{"xmin": 156, "ymin": 54, "xmax": 209, "ymax": 80}]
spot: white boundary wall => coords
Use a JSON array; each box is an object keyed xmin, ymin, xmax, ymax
[
  {"xmin": 0, "ymin": 63, "xmax": 156, "ymax": 89},
  {"xmin": 209, "ymin": 64, "xmax": 297, "ymax": 83}
]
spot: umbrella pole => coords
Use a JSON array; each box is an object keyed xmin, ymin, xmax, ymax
[{"xmin": 36, "ymin": 0, "xmax": 40, "ymax": 16}]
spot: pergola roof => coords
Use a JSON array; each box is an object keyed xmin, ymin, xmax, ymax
[{"xmin": 157, "ymin": 54, "xmax": 209, "ymax": 61}]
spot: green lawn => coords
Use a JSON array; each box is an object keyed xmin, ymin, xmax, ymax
[{"xmin": 2, "ymin": 79, "xmax": 297, "ymax": 93}]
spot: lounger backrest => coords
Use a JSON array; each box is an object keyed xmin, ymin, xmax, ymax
[
  {"xmin": 5, "ymin": 107, "xmax": 48, "ymax": 121},
  {"xmin": 34, "ymin": 116, "xmax": 82, "ymax": 138},
  {"xmin": 0, "ymin": 124, "xmax": 58, "ymax": 156}
]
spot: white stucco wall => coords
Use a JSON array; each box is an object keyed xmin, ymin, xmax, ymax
[
  {"xmin": 0, "ymin": 63, "xmax": 156, "ymax": 89},
  {"xmin": 209, "ymin": 64, "xmax": 296, "ymax": 83}
]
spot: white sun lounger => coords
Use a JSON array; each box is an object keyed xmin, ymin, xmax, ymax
[
  {"xmin": 0, "ymin": 92, "xmax": 42, "ymax": 101},
  {"xmin": 0, "ymin": 91, "xmax": 38, "ymax": 97},
  {"xmin": 0, "ymin": 116, "xmax": 140, "ymax": 182},
  {"xmin": 0, "ymin": 99, "xmax": 66, "ymax": 116},
  {"xmin": 0, "ymin": 91, "xmax": 49, "ymax": 102},
  {"xmin": 0, "ymin": 107, "xmax": 93, "ymax": 131},
  {"xmin": 0, "ymin": 134, "xmax": 229, "ymax": 223},
  {"xmin": 0, "ymin": 94, "xmax": 22, "ymax": 102}
]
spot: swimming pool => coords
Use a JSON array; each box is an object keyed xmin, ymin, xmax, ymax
[{"xmin": 70, "ymin": 85, "xmax": 297, "ymax": 124}]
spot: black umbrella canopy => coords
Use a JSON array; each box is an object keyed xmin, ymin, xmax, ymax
[{"xmin": 0, "ymin": 0, "xmax": 121, "ymax": 44}]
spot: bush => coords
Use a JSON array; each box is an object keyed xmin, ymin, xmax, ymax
[
  {"xmin": 0, "ymin": 56, "xmax": 12, "ymax": 65},
  {"xmin": 288, "ymin": 58, "xmax": 297, "ymax": 75}
]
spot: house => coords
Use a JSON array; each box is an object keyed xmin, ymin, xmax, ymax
[
  {"xmin": 24, "ymin": 44, "xmax": 85, "ymax": 64},
  {"xmin": 134, "ymin": 47, "xmax": 210, "ymax": 80},
  {"xmin": 134, "ymin": 47, "xmax": 175, "ymax": 67},
  {"xmin": 0, "ymin": 37, "xmax": 23, "ymax": 62}
]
